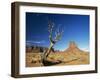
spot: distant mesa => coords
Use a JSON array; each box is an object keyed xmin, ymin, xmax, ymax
[
  {"xmin": 26, "ymin": 41, "xmax": 88, "ymax": 54},
  {"xmin": 64, "ymin": 41, "xmax": 79, "ymax": 51},
  {"xmin": 64, "ymin": 41, "xmax": 88, "ymax": 55},
  {"xmin": 26, "ymin": 46, "xmax": 54, "ymax": 53},
  {"xmin": 26, "ymin": 41, "xmax": 89, "ymax": 67}
]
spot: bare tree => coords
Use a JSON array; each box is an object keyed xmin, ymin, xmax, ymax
[{"xmin": 42, "ymin": 21, "xmax": 63, "ymax": 61}]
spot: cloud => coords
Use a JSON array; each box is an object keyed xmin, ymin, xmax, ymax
[
  {"xmin": 80, "ymin": 47, "xmax": 89, "ymax": 52},
  {"xmin": 26, "ymin": 40, "xmax": 45, "ymax": 44}
]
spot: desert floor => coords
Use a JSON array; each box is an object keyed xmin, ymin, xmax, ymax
[{"xmin": 26, "ymin": 51, "xmax": 89, "ymax": 67}]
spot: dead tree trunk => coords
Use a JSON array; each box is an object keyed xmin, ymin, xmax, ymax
[{"xmin": 41, "ymin": 21, "xmax": 63, "ymax": 66}]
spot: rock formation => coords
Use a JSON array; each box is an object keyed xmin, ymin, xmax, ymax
[
  {"xmin": 64, "ymin": 41, "xmax": 85, "ymax": 55},
  {"xmin": 26, "ymin": 46, "xmax": 55, "ymax": 53},
  {"xmin": 26, "ymin": 41, "xmax": 89, "ymax": 67}
]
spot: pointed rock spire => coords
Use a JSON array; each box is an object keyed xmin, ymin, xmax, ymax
[
  {"xmin": 64, "ymin": 41, "xmax": 83, "ymax": 55},
  {"xmin": 69, "ymin": 41, "xmax": 78, "ymax": 49}
]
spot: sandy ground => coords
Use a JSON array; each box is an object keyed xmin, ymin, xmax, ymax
[{"xmin": 26, "ymin": 51, "xmax": 89, "ymax": 67}]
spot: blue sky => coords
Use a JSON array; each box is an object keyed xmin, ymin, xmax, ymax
[{"xmin": 26, "ymin": 12, "xmax": 89, "ymax": 51}]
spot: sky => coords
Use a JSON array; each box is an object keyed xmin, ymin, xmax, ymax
[{"xmin": 26, "ymin": 12, "xmax": 89, "ymax": 51}]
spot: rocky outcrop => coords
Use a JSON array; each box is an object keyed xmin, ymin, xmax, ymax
[
  {"xmin": 26, "ymin": 41, "xmax": 89, "ymax": 67},
  {"xmin": 64, "ymin": 41, "xmax": 85, "ymax": 55},
  {"xmin": 26, "ymin": 46, "xmax": 55, "ymax": 53}
]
